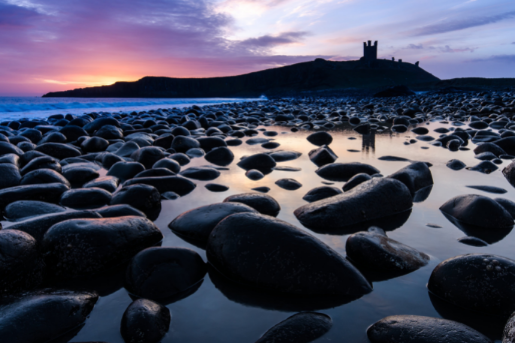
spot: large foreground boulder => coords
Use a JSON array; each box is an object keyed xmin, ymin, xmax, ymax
[
  {"xmin": 0, "ymin": 290, "xmax": 98, "ymax": 343},
  {"xmin": 41, "ymin": 216, "xmax": 163, "ymax": 278},
  {"xmin": 207, "ymin": 212, "xmax": 372, "ymax": 296},
  {"xmin": 294, "ymin": 178, "xmax": 412, "ymax": 231},
  {"xmin": 367, "ymin": 315, "xmax": 492, "ymax": 343},
  {"xmin": 255, "ymin": 312, "xmax": 332, "ymax": 343},
  {"xmin": 388, "ymin": 162, "xmax": 433, "ymax": 194},
  {"xmin": 428, "ymin": 254, "xmax": 515, "ymax": 316}
]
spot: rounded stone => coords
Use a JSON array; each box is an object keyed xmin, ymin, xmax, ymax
[
  {"xmin": 223, "ymin": 193, "xmax": 280, "ymax": 217},
  {"xmin": 255, "ymin": 312, "xmax": 332, "ymax": 343},
  {"xmin": 316, "ymin": 162, "xmax": 380, "ymax": 182},
  {"xmin": 121, "ymin": 299, "xmax": 171, "ymax": 343},
  {"xmin": 60, "ymin": 188, "xmax": 112, "ymax": 209},
  {"xmin": 5, "ymin": 200, "xmax": 66, "ymax": 221}
]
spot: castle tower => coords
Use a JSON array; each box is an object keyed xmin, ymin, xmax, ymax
[{"xmin": 363, "ymin": 40, "xmax": 378, "ymax": 61}]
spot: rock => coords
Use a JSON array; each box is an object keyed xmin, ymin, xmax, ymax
[
  {"xmin": 171, "ymin": 136, "xmax": 200, "ymax": 152},
  {"xmin": 458, "ymin": 236, "xmax": 488, "ymax": 247},
  {"xmin": 20, "ymin": 169, "xmax": 70, "ymax": 187},
  {"xmin": 107, "ymin": 162, "xmax": 146, "ymax": 183},
  {"xmin": 495, "ymin": 198, "xmax": 515, "ymax": 219},
  {"xmin": 94, "ymin": 125, "xmax": 123, "ymax": 140},
  {"xmin": 440, "ymin": 194, "xmax": 513, "ymax": 229},
  {"xmin": 428, "ymin": 254, "xmax": 515, "ymax": 316},
  {"xmin": 205, "ymin": 183, "xmax": 228, "ymax": 192},
  {"xmin": 180, "ymin": 166, "xmax": 220, "ymax": 181},
  {"xmin": 255, "ymin": 312, "xmax": 332, "ymax": 343},
  {"xmin": 237, "ymin": 153, "xmax": 277, "ymax": 171},
  {"xmin": 63, "ymin": 166, "xmax": 99, "ymax": 186},
  {"xmin": 275, "ymin": 178, "xmax": 302, "ymax": 190},
  {"xmin": 5, "ymin": 210, "xmax": 102, "ymax": 241},
  {"xmin": 0, "ymin": 230, "xmax": 44, "ymax": 294},
  {"xmin": 474, "ymin": 142, "xmax": 506, "ymax": 156},
  {"xmin": 447, "ymin": 159, "xmax": 466, "ymax": 170},
  {"xmin": 466, "ymin": 185, "xmax": 507, "ymax": 194},
  {"xmin": 373, "ymin": 85, "xmax": 415, "ymax": 97},
  {"xmin": 467, "ymin": 161, "xmax": 498, "ymax": 174},
  {"xmin": 308, "ymin": 145, "xmax": 337, "ymax": 167},
  {"xmin": 168, "ymin": 153, "xmax": 190, "ymax": 166},
  {"xmin": 388, "ymin": 162, "xmax": 433, "ymax": 194},
  {"xmin": 262, "ymin": 142, "xmax": 280, "ymax": 149},
  {"xmin": 475, "ymin": 151, "xmax": 497, "ymax": 161},
  {"xmin": 503, "ymin": 311, "xmax": 515, "ymax": 343},
  {"xmin": 367, "ymin": 315, "xmax": 492, "ymax": 343},
  {"xmin": 121, "ymin": 299, "xmax": 171, "ymax": 343},
  {"xmin": 0, "ymin": 141, "xmax": 24, "ymax": 156},
  {"xmin": 302, "ymin": 186, "xmax": 342, "ymax": 202},
  {"xmin": 96, "ymin": 204, "xmax": 146, "ymax": 218},
  {"xmin": 20, "ymin": 156, "xmax": 61, "ymax": 175},
  {"xmin": 0, "ymin": 290, "xmax": 98, "ymax": 343},
  {"xmin": 197, "ymin": 136, "xmax": 227, "ymax": 152},
  {"xmin": 252, "ymin": 187, "xmax": 270, "ymax": 193},
  {"xmin": 123, "ymin": 176, "xmax": 196, "ymax": 196},
  {"xmin": 131, "ymin": 147, "xmax": 166, "ymax": 169},
  {"xmin": 35, "ymin": 143, "xmax": 81, "ymax": 160},
  {"xmin": 152, "ymin": 158, "xmax": 181, "ymax": 174},
  {"xmin": 223, "ymin": 193, "xmax": 280, "ymax": 217},
  {"xmin": 42, "ymin": 216, "xmax": 163, "ymax": 278},
  {"xmin": 346, "ymin": 230, "xmax": 429, "ymax": 274},
  {"xmin": 315, "ymin": 162, "xmax": 380, "ymax": 182},
  {"xmin": 502, "ymin": 160, "xmax": 515, "ymax": 188},
  {"xmin": 294, "ymin": 178, "xmax": 412, "ymax": 231},
  {"xmin": 412, "ymin": 127, "xmax": 429, "ymax": 135},
  {"xmin": 494, "ymin": 137, "xmax": 515, "ymax": 155},
  {"xmin": 81, "ymin": 137, "xmax": 109, "ymax": 153},
  {"xmin": 205, "ymin": 147, "xmax": 234, "ymax": 166},
  {"xmin": 5, "ymin": 200, "xmax": 65, "ymax": 221},
  {"xmin": 135, "ymin": 169, "xmax": 175, "ymax": 178},
  {"xmin": 343, "ymin": 173, "xmax": 372, "ymax": 192},
  {"xmin": 0, "ymin": 164, "xmax": 21, "ymax": 189},
  {"xmin": 60, "ymin": 188, "xmax": 112, "ymax": 209},
  {"xmin": 111, "ymin": 184, "xmax": 161, "ymax": 215},
  {"xmin": 84, "ymin": 176, "xmax": 119, "ymax": 193},
  {"xmin": 246, "ymin": 169, "xmax": 264, "ymax": 180},
  {"xmin": 114, "ymin": 141, "xmax": 140, "ymax": 157},
  {"xmin": 0, "ymin": 182, "xmax": 70, "ymax": 209},
  {"xmin": 169, "ymin": 202, "xmax": 258, "ymax": 246},
  {"xmin": 126, "ymin": 247, "xmax": 206, "ymax": 302},
  {"xmin": 207, "ymin": 212, "xmax": 372, "ymax": 296},
  {"xmin": 269, "ymin": 151, "xmax": 302, "ymax": 162}
]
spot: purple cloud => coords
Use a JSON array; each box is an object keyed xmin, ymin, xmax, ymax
[
  {"xmin": 0, "ymin": 3, "xmax": 41, "ymax": 27},
  {"xmin": 471, "ymin": 55, "xmax": 515, "ymax": 63},
  {"xmin": 239, "ymin": 31, "xmax": 309, "ymax": 48}
]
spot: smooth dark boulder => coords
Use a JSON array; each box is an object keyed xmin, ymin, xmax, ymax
[
  {"xmin": 63, "ymin": 166, "xmax": 99, "ymax": 186},
  {"xmin": 308, "ymin": 145, "xmax": 337, "ymax": 167},
  {"xmin": 180, "ymin": 166, "xmax": 220, "ymax": 181},
  {"xmin": 367, "ymin": 315, "xmax": 492, "ymax": 343},
  {"xmin": 307, "ymin": 132, "xmax": 333, "ymax": 146},
  {"xmin": 275, "ymin": 178, "xmax": 302, "ymax": 190},
  {"xmin": 131, "ymin": 147, "xmax": 166, "ymax": 169},
  {"xmin": 496, "ymin": 198, "xmax": 515, "ymax": 219},
  {"xmin": 458, "ymin": 236, "xmax": 488, "ymax": 247},
  {"xmin": 171, "ymin": 136, "xmax": 200, "ymax": 153},
  {"xmin": 388, "ymin": 161, "xmax": 433, "ymax": 194},
  {"xmin": 205, "ymin": 147, "xmax": 234, "ymax": 166},
  {"xmin": 467, "ymin": 161, "xmax": 498, "ymax": 174},
  {"xmin": 207, "ymin": 212, "xmax": 372, "ymax": 296},
  {"xmin": 20, "ymin": 156, "xmax": 61, "ymax": 175},
  {"xmin": 428, "ymin": 254, "xmax": 515, "ymax": 316},
  {"xmin": 294, "ymin": 178, "xmax": 412, "ymax": 231},
  {"xmin": 503, "ymin": 160, "xmax": 515, "ymax": 188},
  {"xmin": 346, "ymin": 230, "xmax": 429, "ymax": 273},
  {"xmin": 123, "ymin": 176, "xmax": 196, "ymax": 196},
  {"xmin": 20, "ymin": 168, "xmax": 70, "ymax": 186},
  {"xmin": 96, "ymin": 204, "xmax": 146, "ymax": 218},
  {"xmin": 316, "ymin": 162, "xmax": 379, "ymax": 182},
  {"xmin": 474, "ymin": 142, "xmax": 506, "ymax": 156},
  {"xmin": 343, "ymin": 173, "xmax": 372, "ymax": 192},
  {"xmin": 0, "ymin": 182, "xmax": 70, "ymax": 209},
  {"xmin": 255, "ymin": 312, "xmax": 332, "ymax": 343},
  {"xmin": 269, "ymin": 150, "xmax": 302, "ymax": 162},
  {"xmin": 494, "ymin": 137, "xmax": 515, "ymax": 155},
  {"xmin": 84, "ymin": 176, "xmax": 119, "ymax": 193},
  {"xmin": 5, "ymin": 200, "xmax": 65, "ymax": 221},
  {"xmin": 168, "ymin": 153, "xmax": 190, "ymax": 166},
  {"xmin": 114, "ymin": 141, "xmax": 140, "ymax": 157},
  {"xmin": 237, "ymin": 153, "xmax": 277, "ymax": 171},
  {"xmin": 126, "ymin": 247, "xmax": 206, "ymax": 302},
  {"xmin": 466, "ymin": 185, "xmax": 507, "ymax": 194},
  {"xmin": 94, "ymin": 125, "xmax": 123, "ymax": 140},
  {"xmin": 5, "ymin": 210, "xmax": 101, "ymax": 241},
  {"xmin": 152, "ymin": 158, "xmax": 181, "ymax": 174},
  {"xmin": 246, "ymin": 169, "xmax": 264, "ymax": 180},
  {"xmin": 412, "ymin": 127, "xmax": 429, "ymax": 135},
  {"xmin": 0, "ymin": 163, "xmax": 21, "ymax": 189},
  {"xmin": 42, "ymin": 216, "xmax": 163, "ymax": 278},
  {"xmin": 0, "ymin": 230, "xmax": 44, "ymax": 294},
  {"xmin": 197, "ymin": 136, "xmax": 227, "ymax": 152},
  {"xmin": 107, "ymin": 162, "xmax": 146, "ymax": 183},
  {"xmin": 101, "ymin": 153, "xmax": 123, "ymax": 169},
  {"xmin": 205, "ymin": 183, "xmax": 228, "ymax": 192},
  {"xmin": 60, "ymin": 188, "xmax": 112, "ymax": 209},
  {"xmin": 447, "ymin": 159, "xmax": 466, "ymax": 170},
  {"xmin": 503, "ymin": 312, "xmax": 515, "ymax": 343},
  {"xmin": 302, "ymin": 186, "xmax": 342, "ymax": 202},
  {"xmin": 169, "ymin": 202, "xmax": 258, "ymax": 246},
  {"xmin": 111, "ymin": 184, "xmax": 161, "ymax": 215},
  {"xmin": 223, "ymin": 193, "xmax": 281, "ymax": 217},
  {"xmin": 440, "ymin": 194, "xmax": 513, "ymax": 229},
  {"xmin": 0, "ymin": 141, "xmax": 24, "ymax": 156},
  {"xmin": 121, "ymin": 299, "xmax": 171, "ymax": 343},
  {"xmin": 35, "ymin": 143, "xmax": 81, "ymax": 160},
  {"xmin": 0, "ymin": 290, "xmax": 98, "ymax": 343},
  {"xmin": 81, "ymin": 137, "xmax": 109, "ymax": 153},
  {"xmin": 135, "ymin": 168, "xmax": 175, "ymax": 178}
]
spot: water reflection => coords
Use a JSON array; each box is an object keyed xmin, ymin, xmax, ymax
[
  {"xmin": 362, "ymin": 131, "xmax": 376, "ymax": 154},
  {"xmin": 442, "ymin": 212, "xmax": 513, "ymax": 244}
]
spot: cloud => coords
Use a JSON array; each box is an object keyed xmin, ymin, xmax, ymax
[
  {"xmin": 403, "ymin": 44, "xmax": 476, "ymax": 53},
  {"xmin": 0, "ymin": 2, "xmax": 41, "ymax": 27},
  {"xmin": 238, "ymin": 31, "xmax": 308, "ymax": 49},
  {"xmin": 411, "ymin": 11, "xmax": 515, "ymax": 36},
  {"xmin": 471, "ymin": 55, "xmax": 515, "ymax": 63}
]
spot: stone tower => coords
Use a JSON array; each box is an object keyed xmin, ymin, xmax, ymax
[{"xmin": 363, "ymin": 40, "xmax": 378, "ymax": 61}]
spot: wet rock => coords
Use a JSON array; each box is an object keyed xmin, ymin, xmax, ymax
[
  {"xmin": 502, "ymin": 160, "xmax": 515, "ymax": 188},
  {"xmin": 126, "ymin": 247, "xmax": 206, "ymax": 302},
  {"xmin": 152, "ymin": 158, "xmax": 181, "ymax": 174},
  {"xmin": 237, "ymin": 153, "xmax": 277, "ymax": 171},
  {"xmin": 246, "ymin": 169, "xmax": 264, "ymax": 180},
  {"xmin": 247, "ymin": 137, "xmax": 271, "ymax": 145},
  {"xmin": 467, "ymin": 161, "xmax": 498, "ymax": 174},
  {"xmin": 205, "ymin": 147, "xmax": 234, "ymax": 166},
  {"xmin": 303, "ymin": 186, "xmax": 342, "ymax": 202},
  {"xmin": 205, "ymin": 183, "xmax": 228, "ymax": 192},
  {"xmin": 474, "ymin": 142, "xmax": 506, "ymax": 157},
  {"xmin": 503, "ymin": 311, "xmax": 515, "ymax": 343},
  {"xmin": 275, "ymin": 178, "xmax": 302, "ymax": 190},
  {"xmin": 207, "ymin": 212, "xmax": 372, "ymax": 296},
  {"xmin": 111, "ymin": 184, "xmax": 161, "ymax": 215},
  {"xmin": 0, "ymin": 230, "xmax": 44, "ymax": 294},
  {"xmin": 466, "ymin": 185, "xmax": 507, "ymax": 194},
  {"xmin": 123, "ymin": 176, "xmax": 196, "ymax": 196},
  {"xmin": 171, "ymin": 136, "xmax": 200, "ymax": 153},
  {"xmin": 269, "ymin": 150, "xmax": 302, "ymax": 163},
  {"xmin": 255, "ymin": 312, "xmax": 332, "ymax": 343},
  {"xmin": 197, "ymin": 136, "xmax": 227, "ymax": 152},
  {"xmin": 20, "ymin": 156, "xmax": 61, "ymax": 175},
  {"xmin": 81, "ymin": 137, "xmax": 109, "ymax": 153},
  {"xmin": 447, "ymin": 159, "xmax": 466, "ymax": 170},
  {"xmin": 252, "ymin": 187, "xmax": 270, "ymax": 193},
  {"xmin": 346, "ymin": 230, "xmax": 429, "ymax": 274},
  {"xmin": 428, "ymin": 254, "xmax": 515, "ymax": 316},
  {"xmin": 308, "ymin": 145, "xmax": 337, "ymax": 167},
  {"xmin": 84, "ymin": 176, "xmax": 119, "ymax": 193},
  {"xmin": 440, "ymin": 194, "xmax": 513, "ymax": 229},
  {"xmin": 226, "ymin": 138, "xmax": 242, "ymax": 146},
  {"xmin": 0, "ymin": 153, "xmax": 19, "ymax": 166},
  {"xmin": 114, "ymin": 141, "xmax": 140, "ymax": 157},
  {"xmin": 0, "ymin": 182, "xmax": 70, "ymax": 209},
  {"xmin": 94, "ymin": 125, "xmax": 123, "ymax": 140},
  {"xmin": 470, "ymin": 121, "xmax": 489, "ymax": 129},
  {"xmin": 107, "ymin": 162, "xmax": 146, "ymax": 183},
  {"xmin": 495, "ymin": 198, "xmax": 515, "ymax": 219},
  {"xmin": 42, "ymin": 216, "xmax": 163, "ymax": 278},
  {"xmin": 458, "ymin": 236, "xmax": 488, "ymax": 247},
  {"xmin": 367, "ymin": 315, "xmax": 492, "ymax": 343},
  {"xmin": 169, "ymin": 202, "xmax": 258, "ymax": 247},
  {"xmin": 121, "ymin": 299, "xmax": 171, "ymax": 343},
  {"xmin": 60, "ymin": 188, "xmax": 112, "ymax": 209},
  {"xmin": 5, "ymin": 210, "xmax": 101, "ymax": 241},
  {"xmin": 388, "ymin": 162, "xmax": 433, "ymax": 194},
  {"xmin": 63, "ymin": 166, "xmax": 99, "ymax": 187},
  {"xmin": 294, "ymin": 178, "xmax": 412, "ymax": 231},
  {"xmin": 35, "ymin": 143, "xmax": 81, "ymax": 160},
  {"xmin": 0, "ymin": 290, "xmax": 98, "ymax": 343},
  {"xmin": 412, "ymin": 127, "xmax": 429, "ymax": 135},
  {"xmin": 168, "ymin": 153, "xmax": 190, "ymax": 166},
  {"xmin": 131, "ymin": 147, "xmax": 166, "ymax": 169},
  {"xmin": 96, "ymin": 204, "xmax": 146, "ymax": 218},
  {"xmin": 223, "ymin": 193, "xmax": 280, "ymax": 217},
  {"xmin": 5, "ymin": 200, "xmax": 65, "ymax": 221},
  {"xmin": 135, "ymin": 168, "xmax": 175, "ymax": 178},
  {"xmin": 180, "ymin": 166, "xmax": 220, "ymax": 181},
  {"xmin": 494, "ymin": 137, "xmax": 515, "ymax": 155},
  {"xmin": 475, "ymin": 152, "xmax": 497, "ymax": 161},
  {"xmin": 20, "ymin": 168, "xmax": 70, "ymax": 187},
  {"xmin": 316, "ymin": 162, "xmax": 380, "ymax": 182},
  {"xmin": 0, "ymin": 163, "xmax": 21, "ymax": 189},
  {"xmin": 262, "ymin": 142, "xmax": 280, "ymax": 149},
  {"xmin": 0, "ymin": 141, "xmax": 24, "ymax": 156},
  {"xmin": 377, "ymin": 156, "xmax": 410, "ymax": 162},
  {"xmin": 343, "ymin": 173, "xmax": 372, "ymax": 192}
]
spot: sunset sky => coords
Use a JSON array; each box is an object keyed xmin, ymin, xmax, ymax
[{"xmin": 1, "ymin": 0, "xmax": 514, "ymax": 96}]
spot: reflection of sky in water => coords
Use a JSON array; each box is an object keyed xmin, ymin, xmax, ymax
[{"xmin": 67, "ymin": 121, "xmax": 513, "ymax": 343}]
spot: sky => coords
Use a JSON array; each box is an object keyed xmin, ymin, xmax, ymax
[{"xmin": 0, "ymin": 0, "xmax": 514, "ymax": 96}]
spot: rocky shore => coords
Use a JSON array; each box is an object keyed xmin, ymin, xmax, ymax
[{"xmin": 1, "ymin": 88, "xmax": 515, "ymax": 342}]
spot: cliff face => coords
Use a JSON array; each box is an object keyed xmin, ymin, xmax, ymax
[{"xmin": 42, "ymin": 58, "xmax": 440, "ymax": 98}]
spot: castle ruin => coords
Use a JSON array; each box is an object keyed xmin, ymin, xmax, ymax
[{"xmin": 363, "ymin": 40, "xmax": 377, "ymax": 61}]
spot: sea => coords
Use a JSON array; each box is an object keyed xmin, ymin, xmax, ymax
[{"xmin": 0, "ymin": 96, "xmax": 267, "ymax": 121}]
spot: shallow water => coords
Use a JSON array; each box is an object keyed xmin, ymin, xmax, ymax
[{"xmin": 42, "ymin": 119, "xmax": 514, "ymax": 343}]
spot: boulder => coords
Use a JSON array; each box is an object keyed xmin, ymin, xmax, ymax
[
  {"xmin": 20, "ymin": 168, "xmax": 70, "ymax": 186},
  {"xmin": 205, "ymin": 147, "xmax": 235, "ymax": 166},
  {"xmin": 343, "ymin": 173, "xmax": 372, "ymax": 192},
  {"xmin": 95, "ymin": 204, "xmax": 146, "ymax": 218},
  {"xmin": 223, "ymin": 193, "xmax": 280, "ymax": 217},
  {"xmin": 308, "ymin": 145, "xmax": 337, "ymax": 167},
  {"xmin": 153, "ymin": 158, "xmax": 181, "ymax": 174},
  {"xmin": 123, "ymin": 176, "xmax": 196, "ymax": 196},
  {"xmin": 180, "ymin": 167, "xmax": 220, "ymax": 181},
  {"xmin": 446, "ymin": 159, "xmax": 466, "ymax": 170},
  {"xmin": 83, "ymin": 176, "xmax": 119, "ymax": 193},
  {"xmin": 5, "ymin": 200, "xmax": 65, "ymax": 221},
  {"xmin": 503, "ymin": 160, "xmax": 515, "ymax": 188},
  {"xmin": 388, "ymin": 162, "xmax": 433, "ymax": 194},
  {"xmin": 302, "ymin": 186, "xmax": 342, "ymax": 202},
  {"xmin": 0, "ymin": 183, "xmax": 70, "ymax": 209},
  {"xmin": 107, "ymin": 162, "xmax": 146, "ymax": 183},
  {"xmin": 255, "ymin": 312, "xmax": 332, "ymax": 343},
  {"xmin": 63, "ymin": 166, "xmax": 99, "ymax": 186},
  {"xmin": 503, "ymin": 312, "xmax": 515, "ymax": 343},
  {"xmin": 496, "ymin": 198, "xmax": 515, "ymax": 219},
  {"xmin": 294, "ymin": 178, "xmax": 412, "ymax": 231},
  {"xmin": 269, "ymin": 150, "xmax": 302, "ymax": 162},
  {"xmin": 207, "ymin": 212, "xmax": 372, "ymax": 296},
  {"xmin": 0, "ymin": 164, "xmax": 21, "ymax": 189},
  {"xmin": 171, "ymin": 136, "xmax": 200, "ymax": 153},
  {"xmin": 20, "ymin": 156, "xmax": 61, "ymax": 175},
  {"xmin": 111, "ymin": 184, "xmax": 161, "ymax": 215},
  {"xmin": 316, "ymin": 162, "xmax": 379, "ymax": 182},
  {"xmin": 60, "ymin": 188, "xmax": 112, "ymax": 209},
  {"xmin": 131, "ymin": 147, "xmax": 166, "ymax": 169},
  {"xmin": 237, "ymin": 153, "xmax": 277, "ymax": 171},
  {"xmin": 35, "ymin": 143, "xmax": 81, "ymax": 160},
  {"xmin": 307, "ymin": 132, "xmax": 333, "ymax": 146},
  {"xmin": 121, "ymin": 299, "xmax": 171, "ymax": 343},
  {"xmin": 494, "ymin": 137, "xmax": 515, "ymax": 155},
  {"xmin": 246, "ymin": 169, "xmax": 264, "ymax": 180},
  {"xmin": 42, "ymin": 216, "xmax": 163, "ymax": 278},
  {"xmin": 275, "ymin": 178, "xmax": 302, "ymax": 190}
]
